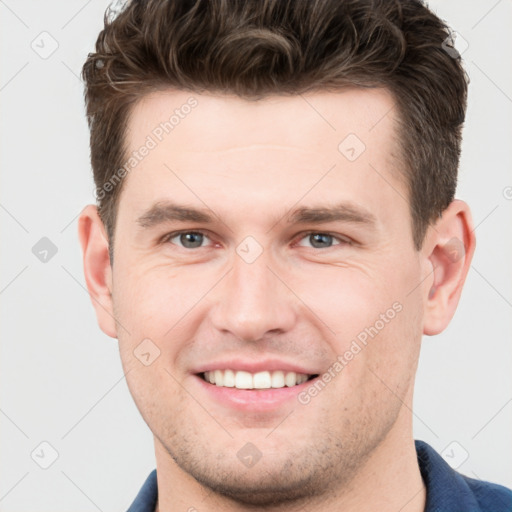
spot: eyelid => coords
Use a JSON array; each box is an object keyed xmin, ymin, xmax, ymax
[
  {"xmin": 160, "ymin": 229, "xmax": 215, "ymax": 247},
  {"xmin": 292, "ymin": 230, "xmax": 353, "ymax": 248},
  {"xmin": 161, "ymin": 229, "xmax": 353, "ymax": 249}
]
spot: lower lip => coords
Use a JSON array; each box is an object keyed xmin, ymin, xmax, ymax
[{"xmin": 192, "ymin": 374, "xmax": 318, "ymax": 412}]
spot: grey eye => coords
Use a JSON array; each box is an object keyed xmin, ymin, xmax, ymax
[
  {"xmin": 297, "ymin": 233, "xmax": 339, "ymax": 249},
  {"xmin": 170, "ymin": 232, "xmax": 206, "ymax": 249},
  {"xmin": 311, "ymin": 233, "xmax": 333, "ymax": 248}
]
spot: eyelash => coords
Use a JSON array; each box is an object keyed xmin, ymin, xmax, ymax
[
  {"xmin": 161, "ymin": 230, "xmax": 353, "ymax": 249},
  {"xmin": 295, "ymin": 231, "xmax": 353, "ymax": 248}
]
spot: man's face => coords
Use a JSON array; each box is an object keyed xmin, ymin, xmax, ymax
[{"xmin": 110, "ymin": 89, "xmax": 427, "ymax": 503}]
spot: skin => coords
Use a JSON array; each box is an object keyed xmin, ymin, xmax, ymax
[{"xmin": 78, "ymin": 88, "xmax": 475, "ymax": 511}]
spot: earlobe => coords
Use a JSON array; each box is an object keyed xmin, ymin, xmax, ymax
[
  {"xmin": 422, "ymin": 200, "xmax": 476, "ymax": 336},
  {"xmin": 78, "ymin": 204, "xmax": 118, "ymax": 339}
]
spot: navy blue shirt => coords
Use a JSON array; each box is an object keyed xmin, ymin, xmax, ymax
[{"xmin": 127, "ymin": 440, "xmax": 512, "ymax": 511}]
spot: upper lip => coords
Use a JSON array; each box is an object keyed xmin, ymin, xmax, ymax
[{"xmin": 192, "ymin": 358, "xmax": 320, "ymax": 375}]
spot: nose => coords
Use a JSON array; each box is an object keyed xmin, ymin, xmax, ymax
[{"xmin": 210, "ymin": 249, "xmax": 297, "ymax": 343}]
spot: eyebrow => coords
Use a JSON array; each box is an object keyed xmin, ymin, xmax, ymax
[
  {"xmin": 136, "ymin": 200, "xmax": 377, "ymax": 229},
  {"xmin": 137, "ymin": 202, "xmax": 215, "ymax": 228},
  {"xmin": 286, "ymin": 204, "xmax": 376, "ymax": 226}
]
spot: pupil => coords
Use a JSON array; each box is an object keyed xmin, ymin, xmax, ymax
[
  {"xmin": 311, "ymin": 233, "xmax": 332, "ymax": 248},
  {"xmin": 181, "ymin": 232, "xmax": 203, "ymax": 248}
]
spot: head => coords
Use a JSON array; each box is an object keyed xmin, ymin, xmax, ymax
[{"xmin": 79, "ymin": 0, "xmax": 475, "ymax": 506}]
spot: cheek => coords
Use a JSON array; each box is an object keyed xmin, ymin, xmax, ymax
[
  {"xmin": 303, "ymin": 255, "xmax": 423, "ymax": 369},
  {"xmin": 113, "ymin": 261, "xmax": 203, "ymax": 332},
  {"xmin": 352, "ymin": 278, "xmax": 424, "ymax": 405},
  {"xmin": 112, "ymin": 261, "xmax": 223, "ymax": 375},
  {"xmin": 113, "ymin": 243, "xmax": 422, "ymax": 361},
  {"xmin": 287, "ymin": 260, "xmax": 401, "ymax": 336}
]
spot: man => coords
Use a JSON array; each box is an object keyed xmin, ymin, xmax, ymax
[{"xmin": 77, "ymin": 0, "xmax": 512, "ymax": 511}]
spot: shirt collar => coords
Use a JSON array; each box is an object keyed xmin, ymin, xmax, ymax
[{"xmin": 415, "ymin": 439, "xmax": 480, "ymax": 511}]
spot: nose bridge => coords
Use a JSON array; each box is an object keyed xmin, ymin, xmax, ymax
[{"xmin": 210, "ymin": 244, "xmax": 296, "ymax": 342}]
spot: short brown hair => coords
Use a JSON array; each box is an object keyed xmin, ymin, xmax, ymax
[{"xmin": 82, "ymin": 0, "xmax": 468, "ymax": 259}]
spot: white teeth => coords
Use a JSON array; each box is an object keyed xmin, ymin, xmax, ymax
[
  {"xmin": 271, "ymin": 370, "xmax": 285, "ymax": 388},
  {"xmin": 202, "ymin": 369, "xmax": 312, "ymax": 389},
  {"xmin": 235, "ymin": 371, "xmax": 253, "ymax": 389},
  {"xmin": 296, "ymin": 374, "xmax": 308, "ymax": 385},
  {"xmin": 285, "ymin": 371, "xmax": 297, "ymax": 387},
  {"xmin": 253, "ymin": 371, "xmax": 271, "ymax": 389},
  {"xmin": 223, "ymin": 369, "xmax": 235, "ymax": 387},
  {"xmin": 214, "ymin": 369, "xmax": 224, "ymax": 387}
]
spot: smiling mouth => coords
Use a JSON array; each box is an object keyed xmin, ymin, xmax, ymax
[{"xmin": 199, "ymin": 370, "xmax": 319, "ymax": 389}]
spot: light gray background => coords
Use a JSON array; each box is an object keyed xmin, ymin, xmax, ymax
[{"xmin": 1, "ymin": 1, "xmax": 511, "ymax": 511}]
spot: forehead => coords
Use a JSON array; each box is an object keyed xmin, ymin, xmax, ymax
[
  {"xmin": 119, "ymin": 87, "xmax": 407, "ymax": 233},
  {"xmin": 126, "ymin": 87, "xmax": 398, "ymax": 156}
]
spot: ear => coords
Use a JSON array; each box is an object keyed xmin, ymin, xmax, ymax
[
  {"xmin": 422, "ymin": 199, "xmax": 476, "ymax": 336},
  {"xmin": 77, "ymin": 204, "xmax": 117, "ymax": 338}
]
